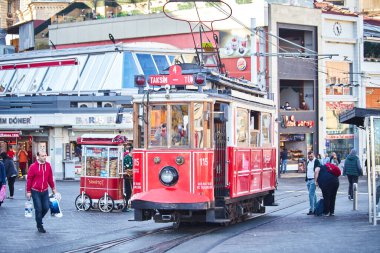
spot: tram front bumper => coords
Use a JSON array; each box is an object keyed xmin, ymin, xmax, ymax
[{"xmin": 131, "ymin": 188, "xmax": 212, "ymax": 210}]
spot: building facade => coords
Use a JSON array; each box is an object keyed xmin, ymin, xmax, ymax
[
  {"xmin": 268, "ymin": 3, "xmax": 321, "ymax": 171},
  {"xmin": 318, "ymin": 5, "xmax": 364, "ymax": 161}
]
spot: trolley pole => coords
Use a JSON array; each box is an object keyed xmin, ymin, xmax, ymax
[{"xmin": 353, "ymin": 183, "xmax": 358, "ymax": 211}]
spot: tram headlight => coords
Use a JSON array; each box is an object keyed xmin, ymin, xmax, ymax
[{"xmin": 159, "ymin": 166, "xmax": 179, "ymax": 186}]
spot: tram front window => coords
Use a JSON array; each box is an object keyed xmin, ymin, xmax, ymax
[
  {"xmin": 150, "ymin": 105, "xmax": 168, "ymax": 147},
  {"xmin": 170, "ymin": 104, "xmax": 189, "ymax": 146}
]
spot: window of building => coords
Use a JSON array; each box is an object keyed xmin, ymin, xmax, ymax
[
  {"xmin": 280, "ymin": 80, "xmax": 314, "ymax": 110},
  {"xmin": 364, "ymin": 41, "xmax": 380, "ymax": 60},
  {"xmin": 136, "ymin": 53, "xmax": 158, "ymax": 78},
  {"xmin": 278, "ymin": 29, "xmax": 313, "ymax": 54},
  {"xmin": 325, "ymin": 101, "xmax": 355, "ymax": 159},
  {"xmin": 122, "ymin": 52, "xmax": 139, "ymax": 88},
  {"xmin": 325, "ymin": 61, "xmax": 352, "ymax": 96},
  {"xmin": 152, "ymin": 55, "xmax": 170, "ymax": 72}
]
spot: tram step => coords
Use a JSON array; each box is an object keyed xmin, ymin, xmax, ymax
[
  {"xmin": 213, "ymin": 218, "xmax": 231, "ymax": 223},
  {"xmin": 214, "ymin": 206, "xmax": 226, "ymax": 219}
]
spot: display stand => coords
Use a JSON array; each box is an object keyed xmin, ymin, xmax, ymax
[{"xmin": 74, "ymin": 134, "xmax": 127, "ymax": 212}]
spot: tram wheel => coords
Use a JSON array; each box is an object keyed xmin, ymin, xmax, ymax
[
  {"xmin": 75, "ymin": 194, "xmax": 92, "ymax": 211},
  {"xmin": 98, "ymin": 195, "xmax": 114, "ymax": 213}
]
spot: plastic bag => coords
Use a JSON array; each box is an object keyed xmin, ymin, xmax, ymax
[
  {"xmin": 0, "ymin": 185, "xmax": 6, "ymax": 202},
  {"xmin": 25, "ymin": 200, "xmax": 33, "ymax": 218},
  {"xmin": 49, "ymin": 194, "xmax": 63, "ymax": 218}
]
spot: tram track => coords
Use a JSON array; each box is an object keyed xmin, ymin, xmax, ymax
[
  {"xmin": 62, "ymin": 227, "xmax": 174, "ymax": 253},
  {"xmin": 63, "ymin": 189, "xmax": 309, "ymax": 253}
]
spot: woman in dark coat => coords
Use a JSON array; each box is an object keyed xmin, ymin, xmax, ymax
[
  {"xmin": 0, "ymin": 152, "xmax": 18, "ymax": 199},
  {"xmin": 315, "ymin": 165, "xmax": 340, "ymax": 216}
]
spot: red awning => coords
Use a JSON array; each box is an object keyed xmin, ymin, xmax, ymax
[
  {"xmin": 0, "ymin": 58, "xmax": 78, "ymax": 70},
  {"xmin": 0, "ymin": 131, "xmax": 21, "ymax": 138}
]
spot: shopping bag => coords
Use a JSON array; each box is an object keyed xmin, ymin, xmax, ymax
[
  {"xmin": 0, "ymin": 185, "xmax": 6, "ymax": 202},
  {"xmin": 314, "ymin": 199, "xmax": 324, "ymax": 216},
  {"xmin": 49, "ymin": 194, "xmax": 63, "ymax": 218},
  {"xmin": 25, "ymin": 200, "xmax": 33, "ymax": 218}
]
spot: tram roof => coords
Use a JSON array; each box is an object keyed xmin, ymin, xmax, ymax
[{"xmin": 339, "ymin": 107, "xmax": 380, "ymax": 127}]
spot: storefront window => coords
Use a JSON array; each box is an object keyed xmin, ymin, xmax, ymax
[
  {"xmin": 325, "ymin": 61, "xmax": 352, "ymax": 96},
  {"xmin": 326, "ymin": 101, "xmax": 355, "ymax": 159},
  {"xmin": 236, "ymin": 108, "xmax": 249, "ymax": 147}
]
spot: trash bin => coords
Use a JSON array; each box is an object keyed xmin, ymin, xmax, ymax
[{"xmin": 63, "ymin": 160, "xmax": 76, "ymax": 179}]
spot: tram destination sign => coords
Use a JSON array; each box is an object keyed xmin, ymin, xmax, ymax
[{"xmin": 148, "ymin": 65, "xmax": 194, "ymax": 86}]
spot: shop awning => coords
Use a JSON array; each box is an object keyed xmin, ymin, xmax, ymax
[
  {"xmin": 0, "ymin": 131, "xmax": 21, "ymax": 137},
  {"xmin": 339, "ymin": 107, "xmax": 380, "ymax": 127}
]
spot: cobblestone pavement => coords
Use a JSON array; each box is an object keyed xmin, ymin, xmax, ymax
[{"xmin": 0, "ymin": 176, "xmax": 379, "ymax": 253}]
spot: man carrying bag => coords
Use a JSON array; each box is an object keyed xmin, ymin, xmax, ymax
[{"xmin": 26, "ymin": 152, "xmax": 58, "ymax": 233}]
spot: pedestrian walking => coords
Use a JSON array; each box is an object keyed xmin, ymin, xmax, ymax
[
  {"xmin": 122, "ymin": 148, "xmax": 133, "ymax": 212},
  {"xmin": 305, "ymin": 151, "xmax": 321, "ymax": 215},
  {"xmin": 0, "ymin": 160, "xmax": 6, "ymax": 206},
  {"xmin": 26, "ymin": 152, "xmax": 58, "ymax": 233},
  {"xmin": 6, "ymin": 146, "xmax": 15, "ymax": 160},
  {"xmin": 280, "ymin": 148, "xmax": 288, "ymax": 174},
  {"xmin": 323, "ymin": 153, "xmax": 330, "ymax": 165},
  {"xmin": 330, "ymin": 152, "xmax": 339, "ymax": 166},
  {"xmin": 317, "ymin": 154, "xmax": 323, "ymax": 165},
  {"xmin": 0, "ymin": 152, "xmax": 17, "ymax": 199},
  {"xmin": 343, "ymin": 149, "xmax": 362, "ymax": 200},
  {"xmin": 315, "ymin": 164, "xmax": 340, "ymax": 216},
  {"xmin": 18, "ymin": 147, "xmax": 28, "ymax": 178}
]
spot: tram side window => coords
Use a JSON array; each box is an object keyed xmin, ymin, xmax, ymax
[
  {"xmin": 170, "ymin": 104, "xmax": 189, "ymax": 147},
  {"xmin": 236, "ymin": 108, "xmax": 249, "ymax": 147},
  {"xmin": 250, "ymin": 111, "xmax": 260, "ymax": 147},
  {"xmin": 261, "ymin": 113, "xmax": 272, "ymax": 147},
  {"xmin": 150, "ymin": 105, "xmax": 168, "ymax": 147},
  {"xmin": 194, "ymin": 103, "xmax": 204, "ymax": 148}
]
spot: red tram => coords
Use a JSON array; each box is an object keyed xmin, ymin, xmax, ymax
[
  {"xmin": 130, "ymin": 65, "xmax": 277, "ymax": 224},
  {"xmin": 129, "ymin": 0, "xmax": 277, "ymax": 225}
]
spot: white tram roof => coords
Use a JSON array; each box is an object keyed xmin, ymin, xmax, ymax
[{"xmin": 0, "ymin": 43, "xmax": 196, "ymax": 96}]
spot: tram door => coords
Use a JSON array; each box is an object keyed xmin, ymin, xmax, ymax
[{"xmin": 214, "ymin": 103, "xmax": 228, "ymax": 197}]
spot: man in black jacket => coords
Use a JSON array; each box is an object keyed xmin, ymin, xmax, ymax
[{"xmin": 306, "ymin": 151, "xmax": 321, "ymax": 215}]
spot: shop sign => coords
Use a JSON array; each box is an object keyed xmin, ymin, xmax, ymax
[
  {"xmin": 75, "ymin": 116, "xmax": 117, "ymax": 125},
  {"xmin": 0, "ymin": 131, "xmax": 20, "ymax": 137},
  {"xmin": 281, "ymin": 115, "xmax": 314, "ymax": 128},
  {"xmin": 237, "ymin": 58, "xmax": 247, "ymax": 71},
  {"xmin": 326, "ymin": 134, "xmax": 354, "ymax": 140},
  {"xmin": 326, "ymin": 102, "xmax": 354, "ymax": 111},
  {"xmin": 0, "ymin": 117, "xmax": 31, "ymax": 125}
]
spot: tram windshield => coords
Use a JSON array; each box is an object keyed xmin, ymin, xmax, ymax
[{"xmin": 135, "ymin": 101, "xmax": 212, "ymax": 149}]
